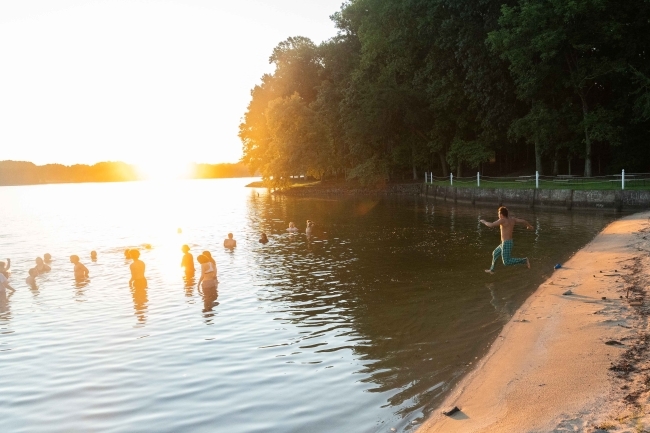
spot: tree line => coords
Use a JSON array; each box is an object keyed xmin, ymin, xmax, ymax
[
  {"xmin": 0, "ymin": 161, "xmax": 252, "ymax": 186},
  {"xmin": 239, "ymin": 0, "xmax": 650, "ymax": 187}
]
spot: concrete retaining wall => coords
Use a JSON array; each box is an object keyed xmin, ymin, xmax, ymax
[
  {"xmin": 423, "ymin": 185, "xmax": 650, "ymax": 211},
  {"xmin": 279, "ymin": 183, "xmax": 423, "ymax": 197}
]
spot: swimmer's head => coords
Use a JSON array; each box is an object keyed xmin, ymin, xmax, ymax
[
  {"xmin": 44, "ymin": 253, "xmax": 52, "ymax": 262},
  {"xmin": 289, "ymin": 222, "xmax": 295, "ymax": 228},
  {"xmin": 202, "ymin": 251, "xmax": 213, "ymax": 260},
  {"xmin": 182, "ymin": 245, "xmax": 190, "ymax": 253},
  {"xmin": 36, "ymin": 257, "xmax": 44, "ymax": 265},
  {"xmin": 130, "ymin": 249, "xmax": 140, "ymax": 259},
  {"xmin": 0, "ymin": 261, "xmax": 6, "ymax": 271},
  {"xmin": 28, "ymin": 268, "xmax": 37, "ymax": 277},
  {"xmin": 69, "ymin": 255, "xmax": 79, "ymax": 263},
  {"xmin": 227, "ymin": 233, "xmax": 233, "ymax": 239},
  {"xmin": 124, "ymin": 249, "xmax": 131, "ymax": 258},
  {"xmin": 197, "ymin": 254, "xmax": 207, "ymax": 264},
  {"xmin": 498, "ymin": 206, "xmax": 508, "ymax": 218},
  {"xmin": 90, "ymin": 251, "xmax": 97, "ymax": 259}
]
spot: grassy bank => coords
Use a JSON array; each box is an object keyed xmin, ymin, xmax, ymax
[{"xmin": 430, "ymin": 178, "xmax": 650, "ymax": 191}]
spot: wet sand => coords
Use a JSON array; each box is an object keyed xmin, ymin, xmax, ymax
[{"xmin": 419, "ymin": 211, "xmax": 650, "ymax": 432}]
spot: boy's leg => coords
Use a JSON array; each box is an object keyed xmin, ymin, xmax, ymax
[
  {"xmin": 486, "ymin": 244, "xmax": 503, "ymax": 273},
  {"xmin": 501, "ymin": 240, "xmax": 527, "ymax": 266}
]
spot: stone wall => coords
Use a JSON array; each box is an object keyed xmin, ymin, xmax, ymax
[
  {"xmin": 278, "ymin": 183, "xmax": 423, "ymax": 197},
  {"xmin": 423, "ymin": 185, "xmax": 650, "ymax": 211}
]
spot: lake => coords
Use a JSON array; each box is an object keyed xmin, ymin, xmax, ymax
[{"xmin": 0, "ymin": 178, "xmax": 620, "ymax": 432}]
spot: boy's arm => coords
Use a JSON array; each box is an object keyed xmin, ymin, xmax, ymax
[
  {"xmin": 516, "ymin": 218, "xmax": 534, "ymax": 229},
  {"xmin": 480, "ymin": 218, "xmax": 503, "ymax": 228},
  {"xmin": 6, "ymin": 258, "xmax": 10, "ymax": 271},
  {"xmin": 129, "ymin": 264, "xmax": 135, "ymax": 287}
]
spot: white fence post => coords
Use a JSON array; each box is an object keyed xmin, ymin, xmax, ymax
[
  {"xmin": 535, "ymin": 171, "xmax": 539, "ymax": 189},
  {"xmin": 622, "ymin": 169, "xmax": 625, "ymax": 190},
  {"xmin": 477, "ymin": 172, "xmax": 480, "ymax": 187},
  {"xmin": 450, "ymin": 173, "xmax": 453, "ymax": 186}
]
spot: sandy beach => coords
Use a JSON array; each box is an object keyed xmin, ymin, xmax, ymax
[{"xmin": 419, "ymin": 211, "xmax": 650, "ymax": 433}]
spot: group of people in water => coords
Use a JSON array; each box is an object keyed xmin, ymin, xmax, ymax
[{"xmin": 0, "ymin": 220, "xmax": 317, "ymax": 298}]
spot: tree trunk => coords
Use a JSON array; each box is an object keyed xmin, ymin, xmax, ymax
[
  {"xmin": 412, "ymin": 147, "xmax": 418, "ymax": 180},
  {"xmin": 581, "ymin": 97, "xmax": 592, "ymax": 177},
  {"xmin": 552, "ymin": 148, "xmax": 559, "ymax": 176},
  {"xmin": 567, "ymin": 156, "xmax": 572, "ymax": 176},
  {"xmin": 438, "ymin": 152, "xmax": 448, "ymax": 177},
  {"xmin": 534, "ymin": 139, "xmax": 543, "ymax": 175}
]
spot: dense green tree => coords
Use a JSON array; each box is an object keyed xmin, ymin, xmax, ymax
[{"xmin": 240, "ymin": 0, "xmax": 650, "ymax": 184}]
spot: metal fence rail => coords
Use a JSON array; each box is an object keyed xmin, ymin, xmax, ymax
[{"xmin": 423, "ymin": 170, "xmax": 650, "ymax": 190}]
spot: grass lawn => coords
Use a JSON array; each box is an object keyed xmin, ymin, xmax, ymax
[{"xmin": 429, "ymin": 179, "xmax": 650, "ymax": 191}]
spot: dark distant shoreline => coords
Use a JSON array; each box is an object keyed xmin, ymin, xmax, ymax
[{"xmin": 0, "ymin": 160, "xmax": 253, "ymax": 186}]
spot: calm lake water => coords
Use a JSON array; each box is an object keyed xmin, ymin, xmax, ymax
[{"xmin": 0, "ymin": 178, "xmax": 620, "ymax": 433}]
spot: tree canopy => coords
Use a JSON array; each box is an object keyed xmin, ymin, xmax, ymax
[{"xmin": 240, "ymin": 0, "xmax": 650, "ymax": 186}]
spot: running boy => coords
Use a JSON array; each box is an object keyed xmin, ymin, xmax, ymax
[{"xmin": 480, "ymin": 206, "xmax": 533, "ymax": 274}]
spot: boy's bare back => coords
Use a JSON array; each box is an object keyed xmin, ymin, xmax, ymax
[{"xmin": 130, "ymin": 259, "xmax": 145, "ymax": 279}]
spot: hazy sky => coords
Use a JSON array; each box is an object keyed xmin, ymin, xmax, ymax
[{"xmin": 0, "ymin": 0, "xmax": 344, "ymax": 167}]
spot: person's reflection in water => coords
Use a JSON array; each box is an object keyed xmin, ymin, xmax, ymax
[
  {"xmin": 183, "ymin": 275, "xmax": 195, "ymax": 298},
  {"xmin": 128, "ymin": 249, "xmax": 148, "ymax": 324},
  {"xmin": 131, "ymin": 284, "xmax": 148, "ymax": 325}
]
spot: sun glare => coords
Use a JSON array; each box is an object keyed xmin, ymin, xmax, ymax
[{"xmin": 137, "ymin": 160, "xmax": 195, "ymax": 181}]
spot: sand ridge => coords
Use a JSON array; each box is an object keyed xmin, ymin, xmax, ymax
[{"xmin": 418, "ymin": 211, "xmax": 650, "ymax": 433}]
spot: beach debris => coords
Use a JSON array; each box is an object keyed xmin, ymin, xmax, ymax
[
  {"xmin": 602, "ymin": 297, "xmax": 607, "ymax": 300},
  {"xmin": 442, "ymin": 406, "xmax": 461, "ymax": 416},
  {"xmin": 630, "ymin": 301, "xmax": 643, "ymax": 306},
  {"xmin": 390, "ymin": 428, "xmax": 396, "ymax": 432},
  {"xmin": 554, "ymin": 263, "xmax": 562, "ymax": 269},
  {"xmin": 563, "ymin": 290, "xmax": 573, "ymax": 296},
  {"xmin": 605, "ymin": 340, "xmax": 624, "ymax": 346}
]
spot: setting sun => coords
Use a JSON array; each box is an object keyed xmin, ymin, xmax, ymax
[{"xmin": 136, "ymin": 160, "xmax": 195, "ymax": 180}]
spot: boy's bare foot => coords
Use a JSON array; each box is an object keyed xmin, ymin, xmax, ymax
[
  {"xmin": 485, "ymin": 269, "xmax": 494, "ymax": 274},
  {"xmin": 526, "ymin": 258, "xmax": 531, "ymax": 269}
]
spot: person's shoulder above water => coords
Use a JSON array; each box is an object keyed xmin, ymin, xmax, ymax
[
  {"xmin": 69, "ymin": 255, "xmax": 89, "ymax": 279},
  {"xmin": 224, "ymin": 233, "xmax": 237, "ymax": 248},
  {"xmin": 35, "ymin": 257, "xmax": 51, "ymax": 273},
  {"xmin": 25, "ymin": 268, "xmax": 37, "ymax": 285}
]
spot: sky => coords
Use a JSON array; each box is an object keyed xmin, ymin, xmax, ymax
[{"xmin": 0, "ymin": 0, "xmax": 344, "ymax": 168}]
